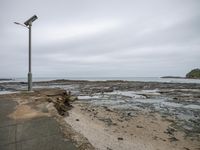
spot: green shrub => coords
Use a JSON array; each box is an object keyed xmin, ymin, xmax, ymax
[{"xmin": 186, "ymin": 68, "xmax": 200, "ymax": 79}]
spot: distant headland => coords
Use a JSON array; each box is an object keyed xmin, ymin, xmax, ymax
[
  {"xmin": 0, "ymin": 78, "xmax": 12, "ymax": 81},
  {"xmin": 186, "ymin": 68, "xmax": 200, "ymax": 79},
  {"xmin": 161, "ymin": 68, "xmax": 200, "ymax": 79},
  {"xmin": 161, "ymin": 76, "xmax": 184, "ymax": 79}
]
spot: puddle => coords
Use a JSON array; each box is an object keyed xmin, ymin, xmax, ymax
[
  {"xmin": 0, "ymin": 91, "xmax": 18, "ymax": 95},
  {"xmin": 92, "ymin": 99, "xmax": 125, "ymax": 106},
  {"xmin": 183, "ymin": 104, "xmax": 200, "ymax": 110},
  {"xmin": 161, "ymin": 102, "xmax": 183, "ymax": 108},
  {"xmin": 105, "ymin": 91, "xmax": 146, "ymax": 99},
  {"xmin": 134, "ymin": 98, "xmax": 165, "ymax": 104},
  {"xmin": 110, "ymin": 104, "xmax": 141, "ymax": 110},
  {"xmin": 78, "ymin": 95, "xmax": 101, "ymax": 100},
  {"xmin": 177, "ymin": 113, "xmax": 196, "ymax": 121},
  {"xmin": 141, "ymin": 89, "xmax": 159, "ymax": 93},
  {"xmin": 175, "ymin": 89, "xmax": 200, "ymax": 92},
  {"xmin": 139, "ymin": 89, "xmax": 160, "ymax": 95}
]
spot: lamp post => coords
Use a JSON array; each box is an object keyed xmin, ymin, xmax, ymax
[{"xmin": 14, "ymin": 15, "xmax": 38, "ymax": 91}]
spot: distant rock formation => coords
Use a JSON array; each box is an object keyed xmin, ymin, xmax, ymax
[
  {"xmin": 0, "ymin": 78, "xmax": 12, "ymax": 81},
  {"xmin": 186, "ymin": 68, "xmax": 200, "ymax": 79},
  {"xmin": 161, "ymin": 76, "xmax": 183, "ymax": 79}
]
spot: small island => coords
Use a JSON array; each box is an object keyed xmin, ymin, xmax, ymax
[
  {"xmin": 186, "ymin": 68, "xmax": 200, "ymax": 79},
  {"xmin": 161, "ymin": 68, "xmax": 200, "ymax": 79}
]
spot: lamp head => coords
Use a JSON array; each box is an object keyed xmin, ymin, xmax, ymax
[{"xmin": 24, "ymin": 15, "xmax": 38, "ymax": 26}]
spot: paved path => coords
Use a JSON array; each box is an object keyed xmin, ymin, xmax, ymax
[{"xmin": 0, "ymin": 98, "xmax": 77, "ymax": 150}]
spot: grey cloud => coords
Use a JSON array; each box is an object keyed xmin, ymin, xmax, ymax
[{"xmin": 0, "ymin": 0, "xmax": 200, "ymax": 77}]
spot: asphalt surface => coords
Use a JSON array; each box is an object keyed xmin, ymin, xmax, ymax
[{"xmin": 0, "ymin": 98, "xmax": 77, "ymax": 150}]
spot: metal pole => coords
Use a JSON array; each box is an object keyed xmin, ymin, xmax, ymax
[
  {"xmin": 28, "ymin": 23, "xmax": 32, "ymax": 91},
  {"xmin": 14, "ymin": 15, "xmax": 37, "ymax": 91}
]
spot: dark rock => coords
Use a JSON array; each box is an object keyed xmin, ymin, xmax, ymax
[
  {"xmin": 117, "ymin": 119, "xmax": 123, "ymax": 122},
  {"xmin": 118, "ymin": 137, "xmax": 123, "ymax": 140},
  {"xmin": 168, "ymin": 137, "xmax": 178, "ymax": 142},
  {"xmin": 127, "ymin": 112, "xmax": 131, "ymax": 116},
  {"xmin": 136, "ymin": 125, "xmax": 143, "ymax": 128},
  {"xmin": 20, "ymin": 82, "xmax": 27, "ymax": 85},
  {"xmin": 76, "ymin": 119, "xmax": 79, "ymax": 121},
  {"xmin": 103, "ymin": 106, "xmax": 113, "ymax": 112},
  {"xmin": 102, "ymin": 118, "xmax": 112, "ymax": 126},
  {"xmin": 173, "ymin": 97, "xmax": 178, "ymax": 100},
  {"xmin": 164, "ymin": 127, "xmax": 176, "ymax": 135}
]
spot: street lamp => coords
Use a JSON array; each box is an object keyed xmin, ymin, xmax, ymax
[{"xmin": 14, "ymin": 15, "xmax": 38, "ymax": 91}]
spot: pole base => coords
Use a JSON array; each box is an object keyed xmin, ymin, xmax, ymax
[{"xmin": 28, "ymin": 72, "xmax": 32, "ymax": 91}]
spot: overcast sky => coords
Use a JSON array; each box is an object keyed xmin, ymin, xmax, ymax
[{"xmin": 0, "ymin": 0, "xmax": 200, "ymax": 78}]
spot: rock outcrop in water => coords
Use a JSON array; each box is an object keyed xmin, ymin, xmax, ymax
[{"xmin": 186, "ymin": 68, "xmax": 200, "ymax": 79}]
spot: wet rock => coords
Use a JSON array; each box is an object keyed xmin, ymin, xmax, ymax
[
  {"xmin": 88, "ymin": 87, "xmax": 113, "ymax": 94},
  {"xmin": 173, "ymin": 97, "xmax": 178, "ymax": 100},
  {"xmin": 19, "ymin": 82, "xmax": 27, "ymax": 85}
]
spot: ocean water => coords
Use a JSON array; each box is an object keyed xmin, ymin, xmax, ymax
[{"xmin": 1, "ymin": 77, "xmax": 200, "ymax": 84}]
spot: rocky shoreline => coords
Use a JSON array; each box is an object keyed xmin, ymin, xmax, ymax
[{"xmin": 0, "ymin": 80, "xmax": 200, "ymax": 150}]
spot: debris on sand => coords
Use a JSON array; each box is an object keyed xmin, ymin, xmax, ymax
[{"xmin": 47, "ymin": 91, "xmax": 78, "ymax": 116}]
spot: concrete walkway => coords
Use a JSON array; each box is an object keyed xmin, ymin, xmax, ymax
[{"xmin": 0, "ymin": 98, "xmax": 77, "ymax": 150}]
